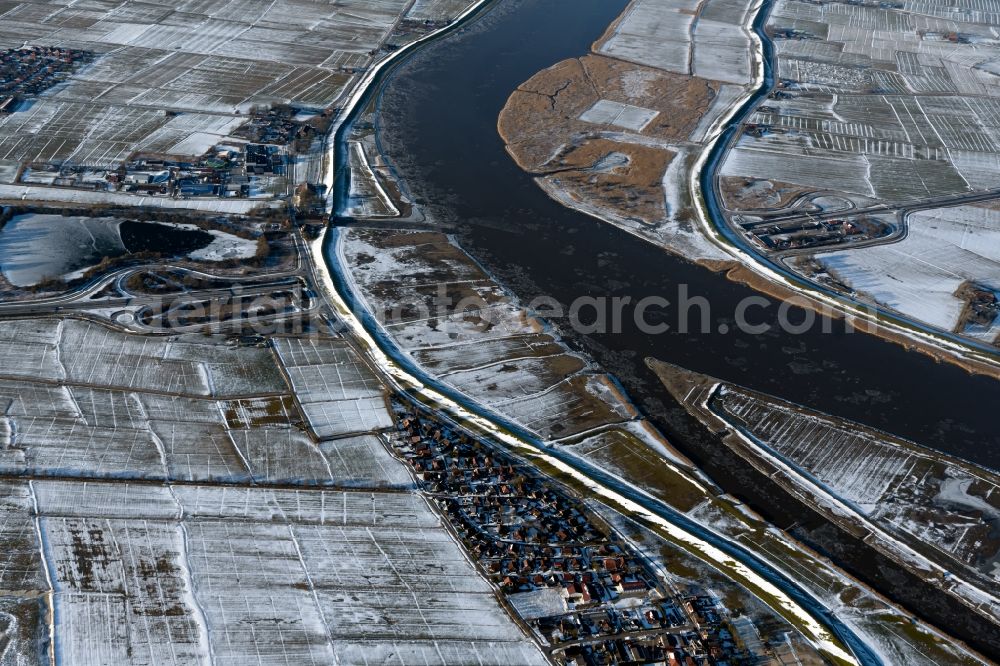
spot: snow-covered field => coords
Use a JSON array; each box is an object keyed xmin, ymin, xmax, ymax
[
  {"xmin": 0, "ymin": 311, "xmax": 543, "ymax": 664},
  {"xmin": 341, "ymin": 228, "xmax": 638, "ymax": 438},
  {"xmin": 718, "ymin": 388, "xmax": 918, "ymax": 509},
  {"xmin": 0, "ymin": 375, "xmax": 328, "ymax": 483},
  {"xmin": 274, "ymin": 336, "xmax": 394, "ymax": 439},
  {"xmin": 721, "ymin": 146, "xmax": 876, "ymax": 198},
  {"xmin": 817, "ymin": 205, "xmax": 1000, "ymax": 336},
  {"xmin": 714, "ymin": 385, "xmax": 1000, "ymax": 580},
  {"xmin": 579, "ymin": 99, "xmax": 660, "ymax": 131},
  {"xmin": 722, "ymin": 0, "xmax": 1000, "ymax": 212},
  {"xmin": 318, "ymin": 434, "xmax": 415, "ymax": 488},
  {"xmin": 594, "ymin": 0, "xmax": 753, "ymax": 85},
  {"xmin": 692, "ymin": 18, "xmax": 753, "ymax": 85},
  {"xmin": 0, "ymin": 386, "xmax": 405, "ymax": 485},
  {"xmin": 55, "ymin": 319, "xmax": 287, "ymax": 396},
  {"xmin": 0, "ymin": 0, "xmax": 478, "ymax": 205},
  {"xmin": 0, "ymin": 319, "xmax": 405, "ymax": 484},
  {"xmin": 595, "ymin": 0, "xmax": 698, "ymax": 75},
  {"xmin": 1, "ymin": 478, "xmax": 544, "ymax": 666}
]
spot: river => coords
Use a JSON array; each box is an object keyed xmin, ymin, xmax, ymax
[
  {"xmin": 328, "ymin": 0, "xmax": 1000, "ymax": 657},
  {"xmin": 366, "ymin": 0, "xmax": 1000, "ymax": 472}
]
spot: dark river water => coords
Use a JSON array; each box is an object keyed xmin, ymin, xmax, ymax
[{"xmin": 372, "ymin": 0, "xmax": 1000, "ymax": 471}]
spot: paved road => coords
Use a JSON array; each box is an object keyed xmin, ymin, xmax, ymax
[
  {"xmin": 0, "ymin": 276, "xmax": 304, "ymax": 317},
  {"xmin": 741, "ymin": 187, "xmax": 1000, "ymax": 225}
]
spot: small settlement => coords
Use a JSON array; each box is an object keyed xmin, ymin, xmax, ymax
[
  {"xmin": 0, "ymin": 46, "xmax": 94, "ymax": 112},
  {"xmin": 20, "ymin": 143, "xmax": 286, "ymax": 200},
  {"xmin": 736, "ymin": 213, "xmax": 893, "ymax": 251},
  {"xmin": 391, "ymin": 403, "xmax": 776, "ymax": 666}
]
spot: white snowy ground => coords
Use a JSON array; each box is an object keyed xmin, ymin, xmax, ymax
[
  {"xmin": 340, "ymin": 228, "xmax": 641, "ymax": 440},
  {"xmin": 715, "ymin": 384, "xmax": 1000, "ymax": 581},
  {"xmin": 817, "ymin": 204, "xmax": 1000, "ymax": 337},
  {"xmin": 0, "ymin": 315, "xmax": 544, "ymax": 665},
  {"xmin": 273, "ymin": 336, "xmax": 395, "ymax": 439},
  {"xmin": 595, "ymin": 0, "xmax": 753, "ymax": 85},
  {"xmin": 721, "ymin": 145, "xmax": 876, "ymax": 199},
  {"xmin": 0, "ymin": 319, "xmax": 399, "ymax": 483},
  {"xmin": 188, "ymin": 230, "xmax": 259, "ymax": 262},
  {"xmin": 2, "ymin": 478, "xmax": 546, "ymax": 666}
]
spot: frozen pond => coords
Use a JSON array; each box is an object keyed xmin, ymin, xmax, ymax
[
  {"xmin": 0, "ymin": 214, "xmax": 126, "ymax": 286},
  {"xmin": 0, "ymin": 214, "xmax": 233, "ymax": 286}
]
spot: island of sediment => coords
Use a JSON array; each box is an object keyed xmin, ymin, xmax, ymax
[{"xmin": 497, "ymin": 0, "xmax": 758, "ymax": 264}]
